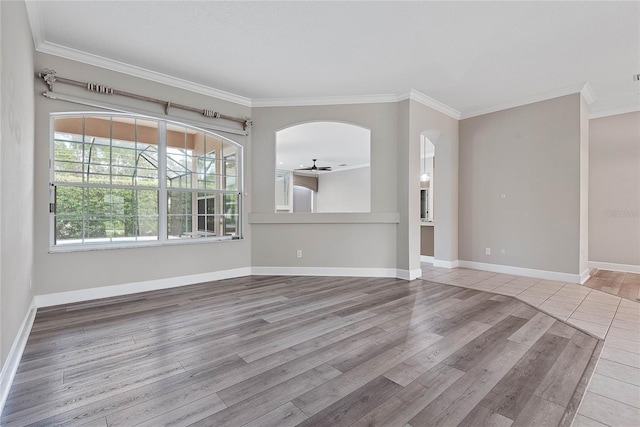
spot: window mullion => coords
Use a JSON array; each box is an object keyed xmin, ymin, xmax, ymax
[{"xmin": 158, "ymin": 121, "xmax": 168, "ymax": 242}]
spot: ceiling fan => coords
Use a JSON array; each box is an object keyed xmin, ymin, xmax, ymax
[{"xmin": 295, "ymin": 159, "xmax": 332, "ymax": 171}]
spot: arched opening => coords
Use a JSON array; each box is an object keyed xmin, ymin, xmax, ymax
[
  {"xmin": 275, "ymin": 121, "xmax": 371, "ymax": 213},
  {"xmin": 419, "ymin": 129, "xmax": 456, "ymax": 267},
  {"xmin": 420, "ymin": 134, "xmax": 436, "ymax": 262}
]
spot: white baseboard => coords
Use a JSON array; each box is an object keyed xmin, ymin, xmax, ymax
[
  {"xmin": 433, "ymin": 259, "xmax": 460, "ymax": 269},
  {"xmin": 458, "ymin": 260, "xmax": 583, "ymax": 283},
  {"xmin": 420, "ymin": 256, "xmax": 434, "ymax": 263},
  {"xmin": 34, "ymin": 267, "xmax": 252, "ymax": 308},
  {"xmin": 580, "ymin": 268, "xmax": 591, "ymax": 284},
  {"xmin": 396, "ymin": 268, "xmax": 423, "ymax": 281},
  {"xmin": 0, "ymin": 299, "xmax": 37, "ymax": 415},
  {"xmin": 588, "ymin": 261, "xmax": 640, "ymax": 274},
  {"xmin": 251, "ymin": 266, "xmax": 400, "ymax": 279}
]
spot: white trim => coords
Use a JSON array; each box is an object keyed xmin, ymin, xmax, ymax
[
  {"xmin": 590, "ymin": 106, "xmax": 640, "ymax": 120},
  {"xmin": 402, "ymin": 89, "xmax": 462, "ymax": 120},
  {"xmin": 33, "ymin": 267, "xmax": 252, "ymax": 308},
  {"xmin": 251, "ymin": 266, "xmax": 400, "ymax": 279},
  {"xmin": 461, "ymin": 83, "xmax": 592, "ymax": 119},
  {"xmin": 396, "ymin": 268, "xmax": 423, "ymax": 281},
  {"xmin": 588, "ymin": 261, "xmax": 640, "ymax": 274},
  {"xmin": 458, "ymin": 260, "xmax": 583, "ymax": 283},
  {"xmin": 0, "ymin": 300, "xmax": 37, "ymax": 415},
  {"xmin": 580, "ymin": 268, "xmax": 591, "ymax": 285},
  {"xmin": 252, "ymin": 94, "xmax": 399, "ymax": 108},
  {"xmin": 248, "ymin": 212, "xmax": 400, "ymax": 224},
  {"xmin": 433, "ymin": 259, "xmax": 460, "ymax": 269},
  {"xmin": 35, "ymin": 42, "xmax": 252, "ymax": 107},
  {"xmin": 24, "ymin": 0, "xmax": 45, "ymax": 48},
  {"xmin": 581, "ymin": 82, "xmax": 596, "ymax": 105},
  {"xmin": 420, "ymin": 255, "xmax": 434, "ymax": 263}
]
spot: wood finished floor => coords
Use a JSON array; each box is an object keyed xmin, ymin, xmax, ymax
[
  {"xmin": 584, "ymin": 270, "xmax": 640, "ymax": 303},
  {"xmin": 1, "ymin": 276, "xmax": 602, "ymax": 427}
]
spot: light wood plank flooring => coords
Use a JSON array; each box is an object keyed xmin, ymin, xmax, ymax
[
  {"xmin": 1, "ymin": 276, "xmax": 601, "ymax": 426},
  {"xmin": 585, "ymin": 270, "xmax": 640, "ymax": 303},
  {"xmin": 420, "ymin": 264, "xmax": 640, "ymax": 426}
]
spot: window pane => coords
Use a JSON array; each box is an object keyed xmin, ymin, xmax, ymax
[
  {"xmin": 109, "ymin": 216, "xmax": 127, "ymax": 239},
  {"xmin": 55, "ymin": 216, "xmax": 83, "ymax": 243},
  {"xmin": 167, "ymin": 215, "xmax": 192, "ymax": 238},
  {"xmin": 138, "ymin": 216, "xmax": 159, "ymax": 238},
  {"xmin": 223, "ymin": 194, "xmax": 237, "ymax": 215},
  {"xmin": 224, "ymin": 176, "xmax": 237, "ymax": 191},
  {"xmin": 137, "ymin": 190, "xmax": 159, "ymax": 216},
  {"xmin": 56, "ymin": 186, "xmax": 83, "ymax": 216},
  {"xmin": 225, "ymin": 159, "xmax": 237, "ymax": 177},
  {"xmin": 85, "ymin": 188, "xmax": 109, "ymax": 216},
  {"xmin": 54, "ymin": 140, "xmax": 84, "ymax": 183},
  {"xmin": 85, "ymin": 216, "xmax": 108, "ymax": 240},
  {"xmin": 167, "ymin": 190, "xmax": 192, "ymax": 215},
  {"xmin": 223, "ymin": 141, "xmax": 237, "ymax": 159},
  {"xmin": 223, "ymin": 214, "xmax": 238, "ymax": 236}
]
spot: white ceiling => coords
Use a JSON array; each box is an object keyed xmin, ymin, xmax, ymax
[{"xmin": 27, "ymin": 1, "xmax": 640, "ymax": 117}]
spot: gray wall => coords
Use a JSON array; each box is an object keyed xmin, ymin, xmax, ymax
[
  {"xmin": 459, "ymin": 94, "xmax": 584, "ymax": 275},
  {"xmin": 250, "ymin": 103, "xmax": 400, "ymax": 270},
  {"xmin": 316, "ymin": 167, "xmax": 370, "ymax": 213},
  {"xmin": 32, "ymin": 53, "xmax": 253, "ymax": 294},
  {"xmin": 0, "ymin": 0, "xmax": 35, "ymax": 364},
  {"xmin": 589, "ymin": 111, "xmax": 640, "ymax": 267},
  {"xmin": 250, "ymin": 101, "xmax": 458, "ymax": 274}
]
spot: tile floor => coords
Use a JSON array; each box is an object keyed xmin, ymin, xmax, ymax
[{"xmin": 420, "ymin": 264, "xmax": 640, "ymax": 427}]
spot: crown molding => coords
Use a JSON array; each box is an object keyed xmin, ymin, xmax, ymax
[
  {"xmin": 589, "ymin": 105, "xmax": 640, "ymax": 119},
  {"xmin": 251, "ymin": 93, "xmax": 399, "ymax": 108},
  {"xmin": 252, "ymin": 90, "xmax": 461, "ymax": 120},
  {"xmin": 581, "ymin": 82, "xmax": 596, "ymax": 105},
  {"xmin": 24, "ymin": 0, "xmax": 45, "ymax": 48},
  {"xmin": 34, "ymin": 41, "xmax": 253, "ymax": 107},
  {"xmin": 401, "ymin": 89, "xmax": 462, "ymax": 120},
  {"xmin": 461, "ymin": 82, "xmax": 595, "ymax": 119}
]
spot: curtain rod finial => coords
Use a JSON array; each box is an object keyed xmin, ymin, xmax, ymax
[{"xmin": 39, "ymin": 68, "xmax": 57, "ymax": 91}]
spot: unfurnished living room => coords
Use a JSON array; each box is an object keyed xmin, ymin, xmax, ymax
[{"xmin": 1, "ymin": 1, "xmax": 639, "ymax": 426}]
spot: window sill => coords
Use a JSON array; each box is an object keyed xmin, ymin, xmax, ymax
[
  {"xmin": 248, "ymin": 212, "xmax": 400, "ymax": 224},
  {"xmin": 49, "ymin": 235, "xmax": 243, "ymax": 253}
]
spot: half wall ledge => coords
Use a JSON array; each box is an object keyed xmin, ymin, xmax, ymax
[{"xmin": 248, "ymin": 212, "xmax": 400, "ymax": 224}]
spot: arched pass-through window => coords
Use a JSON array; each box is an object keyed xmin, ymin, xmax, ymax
[
  {"xmin": 50, "ymin": 113, "xmax": 243, "ymax": 250},
  {"xmin": 275, "ymin": 121, "xmax": 371, "ymax": 213}
]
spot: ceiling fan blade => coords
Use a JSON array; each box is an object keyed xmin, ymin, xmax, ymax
[
  {"xmin": 317, "ymin": 167, "xmax": 332, "ymax": 170},
  {"xmin": 295, "ymin": 167, "xmax": 314, "ymax": 170}
]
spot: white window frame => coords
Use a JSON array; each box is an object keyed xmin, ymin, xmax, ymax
[{"xmin": 49, "ymin": 112, "xmax": 243, "ymax": 252}]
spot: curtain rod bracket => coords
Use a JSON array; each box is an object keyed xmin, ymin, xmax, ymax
[
  {"xmin": 165, "ymin": 102, "xmax": 171, "ymax": 115},
  {"xmin": 38, "ymin": 68, "xmax": 57, "ymax": 91}
]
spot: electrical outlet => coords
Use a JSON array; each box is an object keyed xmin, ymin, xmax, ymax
[
  {"xmin": 296, "ymin": 250, "xmax": 302, "ymax": 258},
  {"xmin": 501, "ymin": 249, "xmax": 506, "ymax": 254},
  {"xmin": 485, "ymin": 248, "xmax": 491, "ymax": 255}
]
